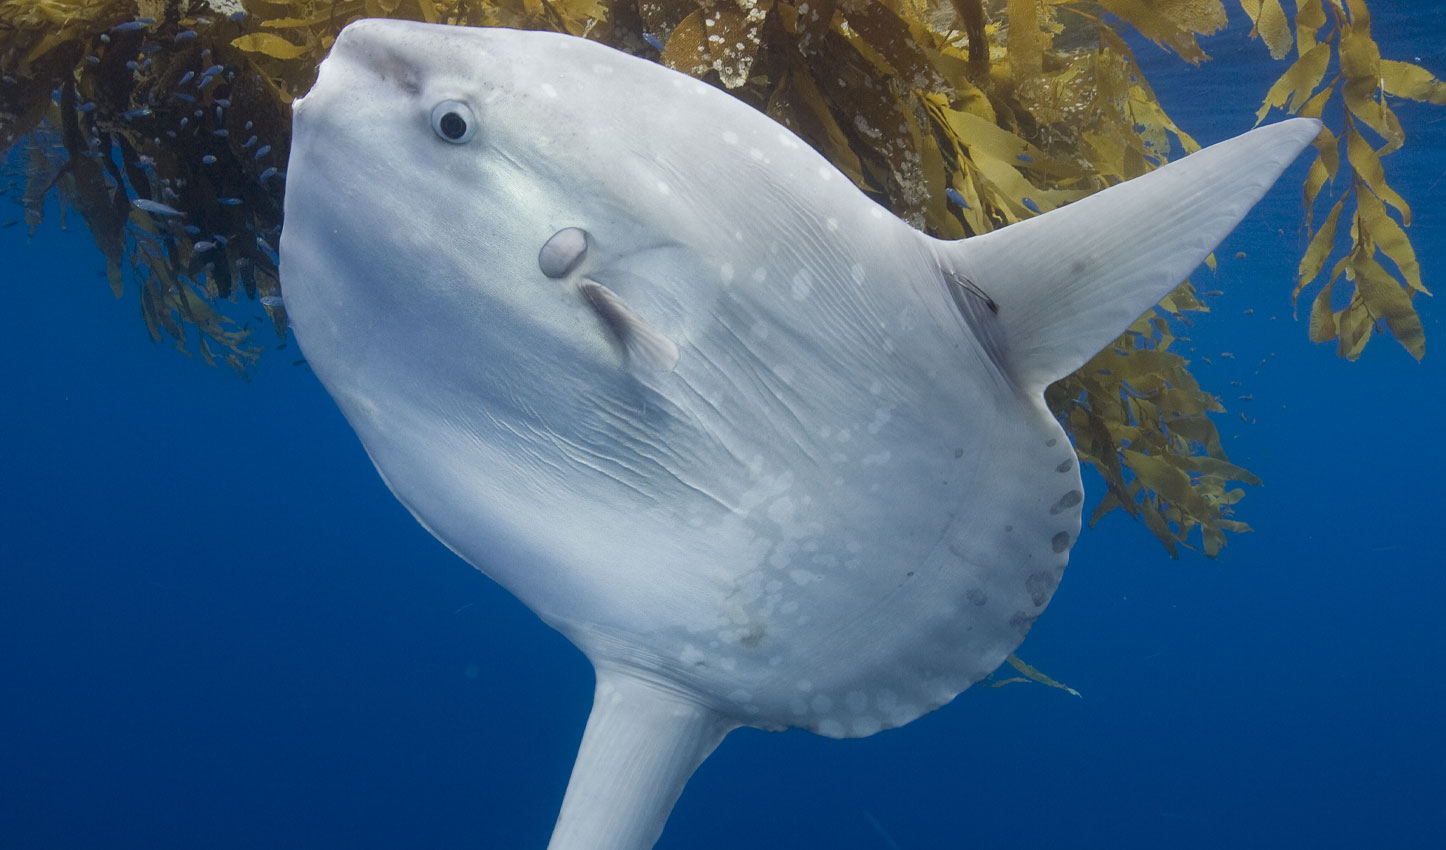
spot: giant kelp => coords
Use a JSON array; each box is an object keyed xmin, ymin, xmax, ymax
[{"xmin": 1, "ymin": 0, "xmax": 1440, "ymax": 555}]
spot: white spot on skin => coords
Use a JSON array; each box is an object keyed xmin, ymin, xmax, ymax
[
  {"xmin": 720, "ymin": 263, "xmax": 735, "ymax": 284},
  {"xmin": 791, "ymin": 271, "xmax": 812, "ymax": 301},
  {"xmin": 539, "ymin": 83, "xmax": 558, "ymax": 98},
  {"xmin": 773, "ymin": 363, "xmax": 795, "ymax": 383},
  {"xmin": 818, "ymin": 719, "xmax": 846, "ymax": 737},
  {"xmin": 656, "ymin": 180, "xmax": 671, "ymax": 195},
  {"xmin": 751, "ymin": 267, "xmax": 767, "ymax": 283},
  {"xmin": 817, "ymin": 165, "xmax": 833, "ymax": 181},
  {"xmin": 723, "ymin": 130, "xmax": 739, "ymax": 144},
  {"xmin": 826, "ymin": 217, "xmax": 839, "ymax": 231},
  {"xmin": 750, "ymin": 147, "xmax": 765, "ymax": 161},
  {"xmin": 680, "ymin": 644, "xmax": 706, "ymax": 667},
  {"xmin": 851, "ymin": 263, "xmax": 866, "ymax": 284},
  {"xmin": 767, "ymin": 496, "xmax": 795, "ymax": 524},
  {"xmin": 789, "ymin": 569, "xmax": 821, "ymax": 586}
]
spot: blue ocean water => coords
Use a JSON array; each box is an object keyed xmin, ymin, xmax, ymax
[{"xmin": 2, "ymin": 6, "xmax": 1442, "ymax": 849}]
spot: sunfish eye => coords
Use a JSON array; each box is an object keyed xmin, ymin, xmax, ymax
[{"xmin": 430, "ymin": 100, "xmax": 476, "ymax": 143}]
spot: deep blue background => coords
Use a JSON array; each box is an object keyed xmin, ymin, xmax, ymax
[{"xmin": 3, "ymin": 6, "xmax": 1442, "ymax": 848}]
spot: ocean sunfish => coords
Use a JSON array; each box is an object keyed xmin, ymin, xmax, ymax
[{"xmin": 279, "ymin": 19, "xmax": 1319, "ymax": 850}]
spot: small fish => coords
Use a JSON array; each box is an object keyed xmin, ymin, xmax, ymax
[
  {"xmin": 178, "ymin": 71, "xmax": 195, "ymax": 85},
  {"xmin": 201, "ymin": 154, "xmax": 216, "ymax": 164},
  {"xmin": 256, "ymin": 236, "xmax": 279, "ymax": 265},
  {"xmin": 183, "ymin": 225, "xmax": 201, "ymax": 235},
  {"xmin": 213, "ymin": 129, "xmax": 229, "ymax": 137},
  {"xmin": 193, "ymin": 240, "xmax": 217, "ymax": 252},
  {"xmin": 261, "ymin": 295, "xmax": 285, "ymax": 308},
  {"xmin": 175, "ymin": 30, "xmax": 198, "ymax": 41},
  {"xmin": 945, "ymin": 187, "xmax": 969, "ymax": 208},
  {"xmin": 242, "ymin": 135, "xmax": 257, "ymax": 148},
  {"xmin": 642, "ymin": 32, "xmax": 664, "ymax": 51},
  {"xmin": 77, "ymin": 102, "xmax": 96, "ymax": 112},
  {"xmin": 254, "ymin": 145, "xmax": 271, "ymax": 159},
  {"xmin": 85, "ymin": 55, "xmax": 101, "ymax": 64},
  {"xmin": 111, "ymin": 20, "xmax": 151, "ymax": 32},
  {"xmin": 122, "ymin": 107, "xmax": 153, "ymax": 120},
  {"xmin": 132, "ymin": 198, "xmax": 183, "ymax": 216},
  {"xmin": 1022, "ymin": 197, "xmax": 1040, "ymax": 213},
  {"xmin": 259, "ymin": 166, "xmax": 277, "ymax": 180},
  {"xmin": 173, "ymin": 93, "xmax": 196, "ymax": 103},
  {"xmin": 217, "ymin": 197, "xmax": 243, "ymax": 206},
  {"xmin": 212, "ymin": 234, "xmax": 229, "ymax": 245}
]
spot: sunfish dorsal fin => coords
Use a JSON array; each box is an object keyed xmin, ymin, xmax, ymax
[
  {"xmin": 579, "ymin": 278, "xmax": 680, "ymax": 372},
  {"xmin": 938, "ymin": 117, "xmax": 1321, "ymax": 392}
]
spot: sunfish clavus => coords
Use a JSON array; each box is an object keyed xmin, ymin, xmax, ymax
[{"xmin": 278, "ymin": 18, "xmax": 1320, "ymax": 850}]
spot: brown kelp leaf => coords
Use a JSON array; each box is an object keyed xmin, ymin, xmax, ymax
[
  {"xmin": 1345, "ymin": 127, "xmax": 1409, "ymax": 224},
  {"xmin": 1240, "ymin": 0, "xmax": 1293, "ymax": 60},
  {"xmin": 1295, "ymin": 194, "xmax": 1344, "ymax": 297},
  {"xmin": 1308, "ymin": 280, "xmax": 1337, "ymax": 342},
  {"xmin": 1379, "ymin": 59, "xmax": 1446, "ymax": 105},
  {"xmin": 1293, "ymin": 0, "xmax": 1328, "ymax": 49},
  {"xmin": 1094, "ymin": 0, "xmax": 1226, "ymax": 64},
  {"xmin": 1256, "ymin": 41, "xmax": 1330, "ymax": 122},
  {"xmin": 1355, "ymin": 183, "xmax": 1425, "ymax": 295},
  {"xmin": 1003, "ymin": 654, "xmax": 1081, "ymax": 697},
  {"xmin": 659, "ymin": 0, "xmax": 769, "ymax": 88},
  {"xmin": 1352, "ymin": 245, "xmax": 1425, "ymax": 360}
]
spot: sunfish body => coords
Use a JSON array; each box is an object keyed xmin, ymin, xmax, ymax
[{"xmin": 280, "ymin": 19, "xmax": 1318, "ymax": 850}]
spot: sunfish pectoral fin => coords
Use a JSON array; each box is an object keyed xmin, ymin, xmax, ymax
[
  {"xmin": 547, "ymin": 668, "xmax": 733, "ymax": 850},
  {"xmin": 580, "ymin": 278, "xmax": 680, "ymax": 372},
  {"xmin": 938, "ymin": 117, "xmax": 1322, "ymax": 393}
]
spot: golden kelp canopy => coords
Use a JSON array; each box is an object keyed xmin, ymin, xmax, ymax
[{"xmin": 1, "ymin": 0, "xmax": 1440, "ymax": 557}]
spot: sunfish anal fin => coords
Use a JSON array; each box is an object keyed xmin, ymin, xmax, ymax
[{"xmin": 579, "ymin": 278, "xmax": 680, "ymax": 373}]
